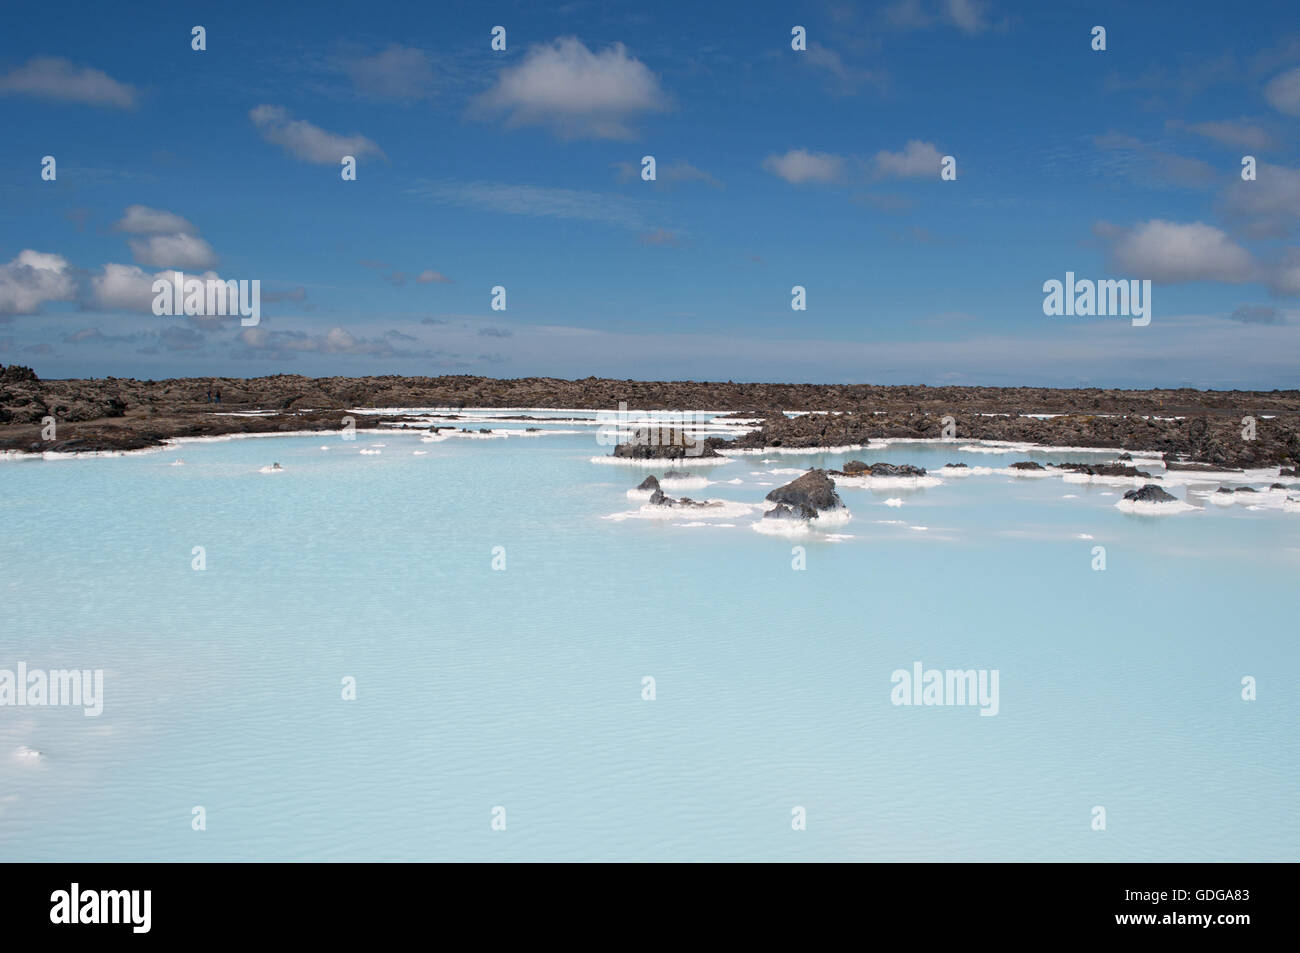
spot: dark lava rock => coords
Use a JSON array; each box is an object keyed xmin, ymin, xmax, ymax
[
  {"xmin": 0, "ymin": 364, "xmax": 38, "ymax": 383},
  {"xmin": 1216, "ymin": 487, "xmax": 1233, "ymax": 494},
  {"xmin": 944, "ymin": 462, "xmax": 969, "ymax": 468},
  {"xmin": 1281, "ymin": 468, "xmax": 1299, "ymax": 477},
  {"xmin": 648, "ymin": 487, "xmax": 718, "ymax": 508},
  {"xmin": 764, "ymin": 502, "xmax": 819, "ymax": 520},
  {"xmin": 831, "ymin": 462, "xmax": 927, "ymax": 477},
  {"xmin": 1234, "ymin": 486, "xmax": 1258, "ymax": 493},
  {"xmin": 1057, "ymin": 462, "xmax": 1152, "ymax": 478},
  {"xmin": 662, "ymin": 469, "xmax": 692, "ymax": 478},
  {"xmin": 764, "ymin": 468, "xmax": 843, "ymax": 512},
  {"xmin": 1117, "ymin": 452, "xmax": 1132, "ymax": 460},
  {"xmin": 1164, "ymin": 460, "xmax": 1241, "ymax": 473},
  {"xmin": 612, "ymin": 426, "xmax": 721, "ymax": 460},
  {"xmin": 1124, "ymin": 484, "xmax": 1179, "ymax": 503},
  {"xmin": 1272, "ymin": 483, "xmax": 1287, "ymax": 489},
  {"xmin": 1009, "ymin": 461, "xmax": 1045, "ymax": 470},
  {"xmin": 636, "ymin": 475, "xmax": 661, "ymax": 492}
]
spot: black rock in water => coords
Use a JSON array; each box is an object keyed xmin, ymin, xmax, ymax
[
  {"xmin": 1124, "ymin": 484, "xmax": 1179, "ymax": 503},
  {"xmin": 636, "ymin": 475, "xmax": 661, "ymax": 492},
  {"xmin": 764, "ymin": 502, "xmax": 819, "ymax": 520},
  {"xmin": 765, "ymin": 468, "xmax": 844, "ymax": 513},
  {"xmin": 944, "ymin": 462, "xmax": 969, "ymax": 468},
  {"xmin": 611, "ymin": 426, "xmax": 721, "ymax": 459},
  {"xmin": 1009, "ymin": 461, "xmax": 1045, "ymax": 470},
  {"xmin": 1058, "ymin": 462, "xmax": 1152, "ymax": 478}
]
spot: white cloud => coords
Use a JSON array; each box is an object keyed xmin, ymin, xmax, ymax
[
  {"xmin": 1220, "ymin": 162, "xmax": 1300, "ymax": 237},
  {"xmin": 0, "ymin": 251, "xmax": 76, "ymax": 315},
  {"xmin": 115, "ymin": 205, "xmax": 196, "ymax": 235},
  {"xmin": 343, "ymin": 45, "xmax": 435, "ymax": 100},
  {"xmin": 1264, "ymin": 67, "xmax": 1300, "ymax": 116},
  {"xmin": 0, "ymin": 56, "xmax": 136, "ymax": 108},
  {"xmin": 874, "ymin": 140, "xmax": 943, "ymax": 179},
  {"xmin": 415, "ymin": 270, "xmax": 452, "ymax": 284},
  {"xmin": 1107, "ymin": 220, "xmax": 1256, "ymax": 284},
  {"xmin": 1267, "ymin": 249, "xmax": 1300, "ymax": 295},
  {"xmin": 472, "ymin": 37, "xmax": 669, "ymax": 139},
  {"xmin": 128, "ymin": 233, "xmax": 218, "ymax": 270},
  {"xmin": 89, "ymin": 264, "xmax": 234, "ymax": 314},
  {"xmin": 250, "ymin": 105, "xmax": 384, "ymax": 164},
  {"xmin": 762, "ymin": 149, "xmax": 845, "ymax": 184}
]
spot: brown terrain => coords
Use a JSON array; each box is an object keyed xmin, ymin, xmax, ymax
[{"xmin": 2, "ymin": 364, "xmax": 1298, "ymax": 469}]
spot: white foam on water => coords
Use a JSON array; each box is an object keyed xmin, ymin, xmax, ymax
[
  {"xmin": 720, "ymin": 444, "xmax": 866, "ymax": 456},
  {"xmin": 660, "ymin": 475, "xmax": 711, "ymax": 490},
  {"xmin": 605, "ymin": 500, "xmax": 764, "ymax": 522},
  {"xmin": 13, "ymin": 746, "xmax": 43, "ymax": 762},
  {"xmin": 412, "ymin": 450, "xmax": 428, "ymax": 456},
  {"xmin": 257, "ymin": 465, "xmax": 284, "ymax": 474},
  {"xmin": 359, "ymin": 449, "xmax": 381, "ymax": 455},
  {"xmin": 1115, "ymin": 498, "xmax": 1199, "ymax": 515},
  {"xmin": 589, "ymin": 455, "xmax": 733, "ymax": 467},
  {"xmin": 835, "ymin": 474, "xmax": 944, "ymax": 489},
  {"xmin": 884, "ymin": 498, "xmax": 904, "ymax": 507}
]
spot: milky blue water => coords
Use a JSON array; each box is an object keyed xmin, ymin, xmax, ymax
[{"xmin": 2, "ymin": 412, "xmax": 1297, "ymax": 861}]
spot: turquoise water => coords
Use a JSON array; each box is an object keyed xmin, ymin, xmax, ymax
[{"xmin": 1, "ymin": 412, "xmax": 1297, "ymax": 861}]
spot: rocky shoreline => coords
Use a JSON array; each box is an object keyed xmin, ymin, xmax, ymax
[{"xmin": 2, "ymin": 365, "xmax": 1298, "ymax": 468}]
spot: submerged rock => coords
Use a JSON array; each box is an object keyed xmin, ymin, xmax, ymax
[
  {"xmin": 764, "ymin": 468, "xmax": 844, "ymax": 513},
  {"xmin": 1124, "ymin": 484, "xmax": 1179, "ymax": 504},
  {"xmin": 648, "ymin": 488, "xmax": 720, "ymax": 509},
  {"xmin": 764, "ymin": 502, "xmax": 819, "ymax": 520}
]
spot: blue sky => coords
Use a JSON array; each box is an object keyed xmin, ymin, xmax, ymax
[{"xmin": 2, "ymin": 0, "xmax": 1299, "ymax": 387}]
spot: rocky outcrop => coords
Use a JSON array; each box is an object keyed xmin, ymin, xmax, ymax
[
  {"xmin": 1124, "ymin": 484, "xmax": 1179, "ymax": 504},
  {"xmin": 612, "ymin": 427, "xmax": 721, "ymax": 460},
  {"xmin": 764, "ymin": 469, "xmax": 844, "ymax": 513},
  {"xmin": 1009, "ymin": 461, "xmax": 1045, "ymax": 470},
  {"xmin": 636, "ymin": 475, "xmax": 661, "ymax": 492},
  {"xmin": 648, "ymin": 488, "xmax": 719, "ymax": 508},
  {"xmin": 764, "ymin": 502, "xmax": 819, "ymax": 520},
  {"xmin": 1057, "ymin": 462, "xmax": 1153, "ymax": 478}
]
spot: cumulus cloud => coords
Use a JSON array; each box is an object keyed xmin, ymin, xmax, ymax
[
  {"xmin": 343, "ymin": 45, "xmax": 435, "ymax": 100},
  {"xmin": 88, "ymin": 264, "xmax": 240, "ymax": 319},
  {"xmin": 1267, "ymin": 249, "xmax": 1300, "ymax": 296},
  {"xmin": 415, "ymin": 270, "xmax": 452, "ymax": 284},
  {"xmin": 0, "ymin": 56, "xmax": 137, "ymax": 108},
  {"xmin": 114, "ymin": 205, "xmax": 197, "ymax": 235},
  {"xmin": 235, "ymin": 325, "xmax": 434, "ymax": 359},
  {"xmin": 1264, "ymin": 67, "xmax": 1300, "ymax": 116},
  {"xmin": 762, "ymin": 149, "xmax": 845, "ymax": 184},
  {"xmin": 0, "ymin": 251, "xmax": 77, "ymax": 315},
  {"xmin": 1220, "ymin": 162, "xmax": 1300, "ymax": 238},
  {"xmin": 471, "ymin": 38, "xmax": 669, "ymax": 139},
  {"xmin": 250, "ymin": 105, "xmax": 384, "ymax": 163},
  {"xmin": 1105, "ymin": 220, "xmax": 1256, "ymax": 284},
  {"xmin": 873, "ymin": 140, "xmax": 944, "ymax": 179},
  {"xmin": 128, "ymin": 233, "xmax": 218, "ymax": 270}
]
